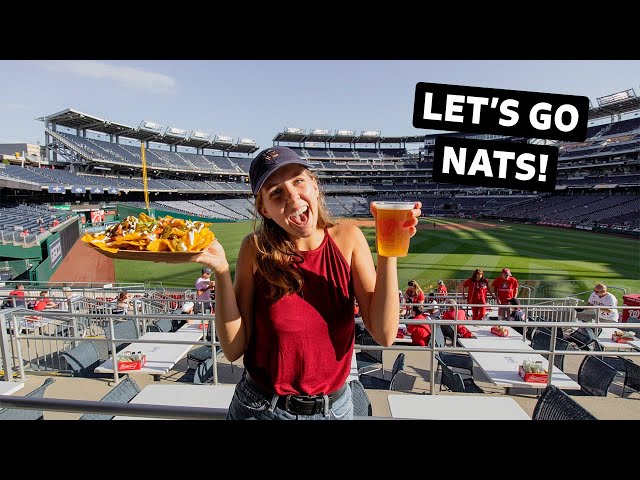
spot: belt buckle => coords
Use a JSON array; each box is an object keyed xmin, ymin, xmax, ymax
[{"xmin": 284, "ymin": 394, "xmax": 325, "ymax": 415}]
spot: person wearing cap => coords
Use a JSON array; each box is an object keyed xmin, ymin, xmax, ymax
[
  {"xmin": 195, "ymin": 268, "xmax": 214, "ymax": 314},
  {"xmin": 491, "ymin": 268, "xmax": 519, "ymax": 320},
  {"xmin": 436, "ymin": 280, "xmax": 448, "ymax": 300},
  {"xmin": 191, "ymin": 146, "xmax": 421, "ymax": 420}
]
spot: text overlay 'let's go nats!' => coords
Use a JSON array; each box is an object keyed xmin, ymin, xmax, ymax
[{"xmin": 412, "ymin": 82, "xmax": 590, "ymax": 192}]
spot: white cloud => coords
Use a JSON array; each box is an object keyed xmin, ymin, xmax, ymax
[{"xmin": 33, "ymin": 61, "xmax": 176, "ymax": 94}]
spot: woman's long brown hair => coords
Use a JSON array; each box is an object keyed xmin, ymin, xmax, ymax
[{"xmin": 252, "ymin": 169, "xmax": 334, "ymax": 302}]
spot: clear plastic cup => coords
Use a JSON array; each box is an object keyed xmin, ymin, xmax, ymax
[{"xmin": 372, "ymin": 201, "xmax": 415, "ymax": 257}]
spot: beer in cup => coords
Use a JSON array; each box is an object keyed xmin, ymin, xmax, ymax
[{"xmin": 373, "ymin": 201, "xmax": 415, "ymax": 257}]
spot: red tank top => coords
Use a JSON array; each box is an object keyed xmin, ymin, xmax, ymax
[{"xmin": 244, "ymin": 230, "xmax": 355, "ymax": 396}]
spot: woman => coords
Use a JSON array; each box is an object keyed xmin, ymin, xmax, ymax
[
  {"xmin": 460, "ymin": 269, "xmax": 492, "ymax": 320},
  {"xmin": 193, "ymin": 146, "xmax": 421, "ymax": 420},
  {"xmin": 115, "ymin": 291, "xmax": 130, "ymax": 315},
  {"xmin": 404, "ymin": 280, "xmax": 425, "ymax": 318}
]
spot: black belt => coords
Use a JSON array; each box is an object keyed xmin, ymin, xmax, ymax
[{"xmin": 245, "ymin": 372, "xmax": 347, "ymax": 416}]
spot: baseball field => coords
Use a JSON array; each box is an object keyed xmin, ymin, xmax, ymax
[{"xmin": 113, "ymin": 217, "xmax": 639, "ymax": 302}]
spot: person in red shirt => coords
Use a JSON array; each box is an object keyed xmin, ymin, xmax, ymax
[
  {"xmin": 187, "ymin": 146, "xmax": 422, "ymax": 420},
  {"xmin": 407, "ymin": 305, "xmax": 431, "ymax": 346},
  {"xmin": 492, "ymin": 268, "xmax": 519, "ymax": 320},
  {"xmin": 8, "ymin": 284, "xmax": 27, "ymax": 308},
  {"xmin": 440, "ymin": 298, "xmax": 473, "ymax": 341},
  {"xmin": 404, "ymin": 280, "xmax": 425, "ymax": 317},
  {"xmin": 436, "ymin": 280, "xmax": 448, "ymax": 300},
  {"xmin": 460, "ymin": 269, "xmax": 493, "ymax": 320},
  {"xmin": 33, "ymin": 290, "xmax": 58, "ymax": 311}
]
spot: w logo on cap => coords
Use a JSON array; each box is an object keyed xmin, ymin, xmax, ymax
[{"xmin": 263, "ymin": 149, "xmax": 279, "ymax": 164}]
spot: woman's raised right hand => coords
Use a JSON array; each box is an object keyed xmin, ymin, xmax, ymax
[{"xmin": 193, "ymin": 239, "xmax": 229, "ymax": 275}]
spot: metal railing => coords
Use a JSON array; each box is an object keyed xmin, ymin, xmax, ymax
[{"xmin": 0, "ymin": 302, "xmax": 638, "ymax": 419}]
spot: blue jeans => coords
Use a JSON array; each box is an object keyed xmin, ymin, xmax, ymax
[{"xmin": 226, "ymin": 372, "xmax": 353, "ymax": 420}]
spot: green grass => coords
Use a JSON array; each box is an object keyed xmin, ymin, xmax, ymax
[{"xmin": 115, "ymin": 217, "xmax": 639, "ymax": 303}]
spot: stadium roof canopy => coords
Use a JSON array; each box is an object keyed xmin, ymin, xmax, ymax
[
  {"xmin": 37, "ymin": 108, "xmax": 259, "ymax": 153},
  {"xmin": 273, "ymin": 128, "xmax": 425, "ymax": 144},
  {"xmin": 588, "ymin": 89, "xmax": 640, "ymax": 120},
  {"xmin": 37, "ymin": 108, "xmax": 135, "ymax": 136}
]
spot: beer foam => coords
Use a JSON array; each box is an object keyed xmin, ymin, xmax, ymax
[{"xmin": 373, "ymin": 201, "xmax": 415, "ymax": 210}]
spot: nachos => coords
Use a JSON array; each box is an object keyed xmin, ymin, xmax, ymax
[{"xmin": 82, "ymin": 212, "xmax": 215, "ymax": 254}]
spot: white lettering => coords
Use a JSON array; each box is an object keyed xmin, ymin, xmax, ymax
[
  {"xmin": 442, "ymin": 146, "xmax": 466, "ymax": 175},
  {"xmin": 467, "ymin": 149, "xmax": 493, "ymax": 177},
  {"xmin": 555, "ymin": 104, "xmax": 579, "ymax": 132},
  {"xmin": 530, "ymin": 102, "xmax": 552, "ymax": 130},
  {"xmin": 494, "ymin": 150, "xmax": 515, "ymax": 179},
  {"xmin": 445, "ymin": 94, "xmax": 465, "ymax": 122},
  {"xmin": 466, "ymin": 96, "xmax": 489, "ymax": 124},
  {"xmin": 498, "ymin": 99, "xmax": 519, "ymax": 127},
  {"xmin": 515, "ymin": 153, "xmax": 536, "ymax": 180},
  {"xmin": 422, "ymin": 92, "xmax": 442, "ymax": 121}
]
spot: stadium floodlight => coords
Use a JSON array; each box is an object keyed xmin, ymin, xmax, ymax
[
  {"xmin": 215, "ymin": 135, "xmax": 233, "ymax": 143},
  {"xmin": 336, "ymin": 130, "xmax": 355, "ymax": 136},
  {"xmin": 597, "ymin": 89, "xmax": 634, "ymax": 106},
  {"xmin": 311, "ymin": 129, "xmax": 330, "ymax": 136},
  {"xmin": 139, "ymin": 120, "xmax": 163, "ymax": 132},
  {"xmin": 238, "ymin": 137, "xmax": 256, "ymax": 145},
  {"xmin": 286, "ymin": 127, "xmax": 304, "ymax": 134},
  {"xmin": 166, "ymin": 127, "xmax": 188, "ymax": 137},
  {"xmin": 190, "ymin": 130, "xmax": 211, "ymax": 140},
  {"xmin": 361, "ymin": 130, "xmax": 381, "ymax": 137}
]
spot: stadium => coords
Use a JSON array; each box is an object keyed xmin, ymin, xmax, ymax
[{"xmin": 0, "ymin": 86, "xmax": 638, "ymax": 420}]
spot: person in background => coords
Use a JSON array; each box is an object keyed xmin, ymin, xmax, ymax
[
  {"xmin": 426, "ymin": 292, "xmax": 439, "ymax": 318},
  {"xmin": 115, "ymin": 291, "xmax": 131, "ymax": 315},
  {"xmin": 507, "ymin": 297, "xmax": 525, "ymax": 322},
  {"xmin": 190, "ymin": 146, "xmax": 421, "ymax": 420},
  {"xmin": 404, "ymin": 280, "xmax": 425, "ymax": 318},
  {"xmin": 195, "ymin": 267, "xmax": 215, "ymax": 314},
  {"xmin": 436, "ymin": 280, "xmax": 448, "ymax": 300},
  {"xmin": 33, "ymin": 290, "xmax": 58, "ymax": 311},
  {"xmin": 181, "ymin": 301, "xmax": 195, "ymax": 315},
  {"xmin": 460, "ymin": 269, "xmax": 493, "ymax": 320},
  {"xmin": 407, "ymin": 305, "xmax": 431, "ymax": 346},
  {"xmin": 8, "ymin": 284, "xmax": 27, "ymax": 308},
  {"xmin": 397, "ymin": 289, "xmax": 407, "ymax": 318},
  {"xmin": 440, "ymin": 298, "xmax": 473, "ymax": 342},
  {"xmin": 492, "ymin": 268, "xmax": 519, "ymax": 320},
  {"xmin": 59, "ymin": 286, "xmax": 80, "ymax": 312},
  {"xmin": 576, "ymin": 283, "xmax": 619, "ymax": 323},
  {"xmin": 507, "ymin": 297, "xmax": 526, "ymax": 335}
]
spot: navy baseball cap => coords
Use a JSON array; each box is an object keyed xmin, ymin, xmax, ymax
[
  {"xmin": 249, "ymin": 146, "xmax": 312, "ymax": 196},
  {"xmin": 202, "ymin": 268, "xmax": 212, "ymax": 275}
]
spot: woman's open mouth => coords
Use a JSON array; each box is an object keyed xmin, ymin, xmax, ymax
[{"xmin": 288, "ymin": 205, "xmax": 309, "ymax": 227}]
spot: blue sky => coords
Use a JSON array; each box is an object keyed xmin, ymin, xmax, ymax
[{"xmin": 0, "ymin": 60, "xmax": 638, "ymax": 149}]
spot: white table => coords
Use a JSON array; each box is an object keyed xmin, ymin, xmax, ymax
[
  {"xmin": 597, "ymin": 328, "xmax": 636, "ymax": 351},
  {"xmin": 113, "ymin": 383, "xmax": 235, "ymax": 420},
  {"xmin": 95, "ymin": 331, "xmax": 203, "ymax": 381},
  {"xmin": 177, "ymin": 322, "xmax": 207, "ymax": 335},
  {"xmin": 467, "ymin": 324, "xmax": 526, "ymax": 340},
  {"xmin": 388, "ymin": 394, "xmax": 531, "ymax": 420},
  {"xmin": 0, "ymin": 381, "xmax": 24, "ymax": 396},
  {"xmin": 458, "ymin": 331, "xmax": 580, "ymax": 391}
]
